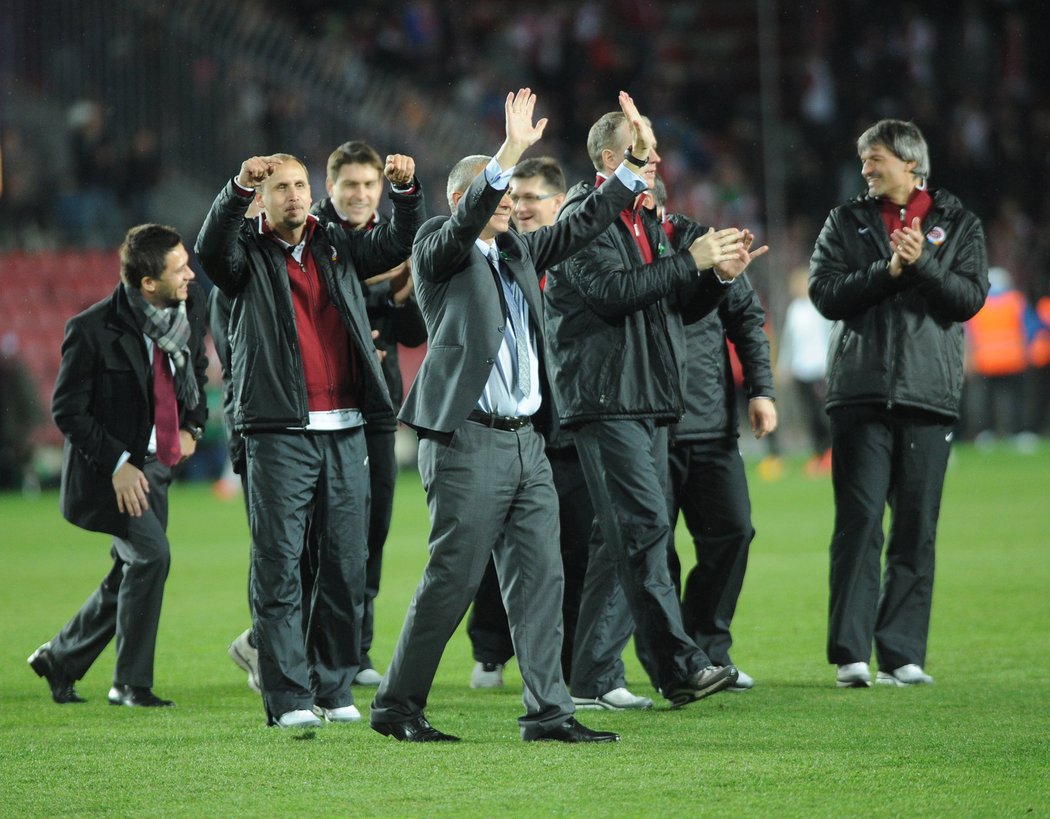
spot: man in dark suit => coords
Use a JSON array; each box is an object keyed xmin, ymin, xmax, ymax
[
  {"xmin": 369, "ymin": 88, "xmax": 650, "ymax": 744},
  {"xmin": 28, "ymin": 223, "xmax": 208, "ymax": 708}
]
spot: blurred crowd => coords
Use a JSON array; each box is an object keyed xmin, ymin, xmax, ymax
[{"xmin": 2, "ymin": 0, "xmax": 1049, "ymax": 492}]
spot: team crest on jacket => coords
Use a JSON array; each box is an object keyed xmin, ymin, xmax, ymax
[{"xmin": 926, "ymin": 227, "xmax": 946, "ymax": 246}]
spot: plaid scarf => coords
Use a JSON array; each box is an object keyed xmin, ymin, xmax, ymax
[{"xmin": 123, "ymin": 282, "xmax": 200, "ymax": 410}]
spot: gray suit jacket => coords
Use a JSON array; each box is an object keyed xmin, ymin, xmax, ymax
[{"xmin": 401, "ymin": 168, "xmax": 639, "ymax": 435}]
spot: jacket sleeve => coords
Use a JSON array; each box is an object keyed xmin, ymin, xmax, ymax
[
  {"xmin": 720, "ymin": 276, "xmax": 775, "ymax": 400},
  {"xmin": 194, "ymin": 180, "xmax": 256, "ymax": 296},
  {"xmin": 51, "ymin": 317, "xmax": 125, "ymax": 475},
  {"xmin": 364, "ymin": 278, "xmax": 428, "ymax": 348},
  {"xmin": 412, "ymin": 172, "xmax": 506, "ymax": 283},
  {"xmin": 524, "ymin": 175, "xmax": 638, "ymax": 273},
  {"xmin": 558, "ymin": 211, "xmax": 701, "ymax": 320},
  {"xmin": 809, "ymin": 208, "xmax": 906, "ymax": 321},
  {"xmin": 345, "ymin": 185, "xmax": 427, "ymax": 278},
  {"xmin": 908, "ymin": 212, "xmax": 989, "ymax": 322},
  {"xmin": 667, "ymin": 214, "xmax": 735, "ymax": 326}
]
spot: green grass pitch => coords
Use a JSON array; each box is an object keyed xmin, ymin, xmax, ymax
[{"xmin": 1, "ymin": 442, "xmax": 1047, "ymax": 816}]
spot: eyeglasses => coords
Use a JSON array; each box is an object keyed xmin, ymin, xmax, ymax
[{"xmin": 509, "ymin": 192, "xmax": 559, "ymax": 205}]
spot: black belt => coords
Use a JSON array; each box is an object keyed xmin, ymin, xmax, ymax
[{"xmin": 467, "ymin": 409, "xmax": 532, "ymax": 432}]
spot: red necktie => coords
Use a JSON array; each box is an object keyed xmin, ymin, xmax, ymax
[{"xmin": 153, "ymin": 344, "xmax": 181, "ymax": 467}]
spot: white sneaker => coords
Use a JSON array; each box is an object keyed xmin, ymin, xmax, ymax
[
  {"xmin": 313, "ymin": 704, "xmax": 362, "ymax": 723},
  {"xmin": 354, "ymin": 667, "xmax": 383, "ymax": 686},
  {"xmin": 572, "ymin": 687, "xmax": 653, "ymax": 710},
  {"xmin": 276, "ymin": 709, "xmax": 323, "ymax": 728},
  {"xmin": 726, "ymin": 667, "xmax": 754, "ymax": 691},
  {"xmin": 470, "ymin": 662, "xmax": 504, "ymax": 689},
  {"xmin": 228, "ymin": 629, "xmax": 261, "ymax": 694},
  {"xmin": 836, "ymin": 661, "xmax": 872, "ymax": 688},
  {"xmin": 876, "ymin": 664, "xmax": 934, "ymax": 686}
]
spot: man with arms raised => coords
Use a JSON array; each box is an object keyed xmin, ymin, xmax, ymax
[
  {"xmin": 370, "ymin": 89, "xmax": 650, "ymax": 743},
  {"xmin": 196, "ymin": 150, "xmax": 423, "ymax": 728}
]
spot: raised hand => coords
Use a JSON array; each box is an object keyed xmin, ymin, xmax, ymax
[
  {"xmin": 505, "ymin": 87, "xmax": 548, "ymax": 153},
  {"xmin": 236, "ymin": 155, "xmax": 285, "ymax": 189},
  {"xmin": 618, "ymin": 91, "xmax": 654, "ymax": 158},
  {"xmin": 385, "ymin": 154, "xmax": 416, "ymax": 186}
]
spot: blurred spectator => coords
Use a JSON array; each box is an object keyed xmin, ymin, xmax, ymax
[
  {"xmin": 1024, "ymin": 291, "xmax": 1050, "ymax": 436},
  {"xmin": 777, "ymin": 267, "xmax": 833, "ymax": 475},
  {"xmin": 965, "ymin": 266, "xmax": 1029, "ymax": 444},
  {"xmin": 56, "ymin": 100, "xmax": 124, "ymax": 247},
  {"xmin": 0, "ymin": 331, "xmax": 45, "ymax": 490},
  {"xmin": 0, "ymin": 126, "xmax": 51, "ymax": 250}
]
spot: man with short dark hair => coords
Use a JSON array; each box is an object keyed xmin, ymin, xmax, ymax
[
  {"xmin": 29, "ymin": 223, "xmax": 208, "ymax": 708},
  {"xmin": 312, "ymin": 139, "xmax": 428, "ymax": 687},
  {"xmin": 810, "ymin": 119, "xmax": 988, "ymax": 688},
  {"xmin": 196, "ymin": 150, "xmax": 424, "ymax": 728}
]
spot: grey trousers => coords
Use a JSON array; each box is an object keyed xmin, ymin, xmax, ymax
[
  {"xmin": 50, "ymin": 459, "xmax": 172, "ymax": 689},
  {"xmin": 370, "ymin": 421, "xmax": 573, "ymax": 739},
  {"xmin": 571, "ymin": 420, "xmax": 710, "ymax": 697},
  {"xmin": 246, "ymin": 429, "xmax": 369, "ymax": 721}
]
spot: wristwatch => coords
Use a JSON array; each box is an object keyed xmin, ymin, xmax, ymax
[
  {"xmin": 183, "ymin": 423, "xmax": 204, "ymax": 442},
  {"xmin": 623, "ymin": 148, "xmax": 649, "ymax": 168}
]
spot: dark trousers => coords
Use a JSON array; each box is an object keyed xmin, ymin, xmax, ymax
[
  {"xmin": 245, "ymin": 429, "xmax": 369, "ymax": 720},
  {"xmin": 50, "ymin": 459, "xmax": 172, "ymax": 689},
  {"xmin": 664, "ymin": 438, "xmax": 754, "ymax": 668},
  {"xmin": 795, "ymin": 378, "xmax": 831, "ymax": 455},
  {"xmin": 571, "ymin": 420, "xmax": 709, "ymax": 697},
  {"xmin": 827, "ymin": 404, "xmax": 952, "ymax": 670},
  {"xmin": 362, "ymin": 427, "xmax": 397, "ymax": 669},
  {"xmin": 466, "ymin": 444, "xmax": 592, "ymax": 679},
  {"xmin": 370, "ymin": 421, "xmax": 572, "ymax": 738}
]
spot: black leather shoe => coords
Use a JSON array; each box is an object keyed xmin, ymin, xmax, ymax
[
  {"xmin": 371, "ymin": 714, "xmax": 459, "ymax": 742},
  {"xmin": 28, "ymin": 645, "xmax": 85, "ymax": 704},
  {"xmin": 526, "ymin": 717, "xmax": 620, "ymax": 743},
  {"xmin": 665, "ymin": 664, "xmax": 738, "ymax": 709},
  {"xmin": 108, "ymin": 684, "xmax": 174, "ymax": 707}
]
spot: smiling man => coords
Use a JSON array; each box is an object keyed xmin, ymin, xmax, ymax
[
  {"xmin": 369, "ymin": 89, "xmax": 652, "ymax": 744},
  {"xmin": 30, "ymin": 224, "xmax": 208, "ymax": 709},
  {"xmin": 810, "ymin": 119, "xmax": 989, "ymax": 689},
  {"xmin": 311, "ymin": 140, "xmax": 429, "ymax": 687},
  {"xmin": 196, "ymin": 150, "xmax": 424, "ymax": 728}
]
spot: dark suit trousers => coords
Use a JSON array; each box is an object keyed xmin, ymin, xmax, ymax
[
  {"xmin": 50, "ymin": 459, "xmax": 172, "ymax": 689},
  {"xmin": 664, "ymin": 438, "xmax": 754, "ymax": 668},
  {"xmin": 826, "ymin": 404, "xmax": 951, "ymax": 670},
  {"xmin": 246, "ymin": 429, "xmax": 369, "ymax": 720},
  {"xmin": 370, "ymin": 421, "xmax": 573, "ymax": 738},
  {"xmin": 466, "ymin": 444, "xmax": 592, "ymax": 679},
  {"xmin": 571, "ymin": 420, "xmax": 710, "ymax": 697},
  {"xmin": 362, "ymin": 427, "xmax": 397, "ymax": 668}
]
